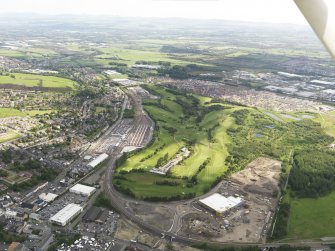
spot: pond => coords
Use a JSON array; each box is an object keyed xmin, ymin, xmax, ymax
[
  {"xmin": 300, "ymin": 114, "xmax": 315, "ymax": 119},
  {"xmin": 280, "ymin": 113, "xmax": 301, "ymax": 121},
  {"xmin": 265, "ymin": 112, "xmax": 284, "ymax": 122}
]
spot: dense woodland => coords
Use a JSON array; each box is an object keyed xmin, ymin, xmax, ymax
[{"xmin": 289, "ymin": 150, "xmax": 335, "ymax": 198}]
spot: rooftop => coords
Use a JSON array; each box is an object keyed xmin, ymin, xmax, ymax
[
  {"xmin": 49, "ymin": 204, "xmax": 82, "ymax": 225},
  {"xmin": 199, "ymin": 193, "xmax": 243, "ymax": 213},
  {"xmin": 70, "ymin": 184, "xmax": 96, "ymax": 195},
  {"xmin": 88, "ymin": 153, "xmax": 109, "ymax": 168}
]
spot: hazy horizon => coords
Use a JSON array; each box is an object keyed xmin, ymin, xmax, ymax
[{"xmin": 1, "ymin": 0, "xmax": 307, "ymax": 25}]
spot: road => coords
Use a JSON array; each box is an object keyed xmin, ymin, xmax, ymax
[
  {"xmin": 55, "ymin": 94, "xmax": 129, "ymax": 187},
  {"xmin": 89, "ymin": 94, "xmax": 129, "ymax": 152}
]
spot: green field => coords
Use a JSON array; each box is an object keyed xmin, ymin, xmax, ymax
[
  {"xmin": 95, "ymin": 47, "xmax": 209, "ymax": 67},
  {"xmin": 0, "ymin": 108, "xmax": 57, "ymax": 118},
  {"xmin": 0, "ymin": 46, "xmax": 60, "ymax": 58},
  {"xmin": 0, "ymin": 130, "xmax": 21, "ymax": 143},
  {"xmin": 25, "ymin": 110, "xmax": 56, "ymax": 116},
  {"xmin": 0, "ymin": 108, "xmax": 26, "ymax": 118},
  {"xmin": 287, "ymin": 191, "xmax": 335, "ymax": 239},
  {"xmin": 0, "ymin": 73, "xmax": 76, "ymax": 89}
]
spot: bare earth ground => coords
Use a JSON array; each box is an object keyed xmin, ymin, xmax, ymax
[
  {"xmin": 128, "ymin": 202, "xmax": 174, "ymax": 231},
  {"xmin": 115, "ymin": 218, "xmax": 141, "ymax": 241},
  {"xmin": 180, "ymin": 157, "xmax": 281, "ymax": 243},
  {"xmin": 137, "ymin": 233, "xmax": 160, "ymax": 248}
]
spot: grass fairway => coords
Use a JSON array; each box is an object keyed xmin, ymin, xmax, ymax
[
  {"xmin": 0, "ymin": 73, "xmax": 76, "ymax": 90},
  {"xmin": 114, "ymin": 86, "xmax": 237, "ymax": 199},
  {"xmin": 114, "ymin": 86, "xmax": 333, "ymax": 201},
  {"xmin": 19, "ymin": 47, "xmax": 57, "ymax": 57},
  {"xmin": 115, "ymin": 172, "xmax": 198, "ymax": 198},
  {"xmin": 0, "ymin": 108, "xmax": 26, "ymax": 118},
  {"xmin": 287, "ymin": 192, "xmax": 335, "ymax": 239}
]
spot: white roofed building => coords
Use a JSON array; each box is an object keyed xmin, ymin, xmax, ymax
[
  {"xmin": 49, "ymin": 204, "xmax": 83, "ymax": 226},
  {"xmin": 199, "ymin": 193, "xmax": 244, "ymax": 215},
  {"xmin": 69, "ymin": 184, "xmax": 96, "ymax": 197},
  {"xmin": 88, "ymin": 153, "xmax": 109, "ymax": 168}
]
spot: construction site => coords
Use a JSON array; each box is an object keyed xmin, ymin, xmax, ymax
[
  {"xmin": 180, "ymin": 157, "xmax": 282, "ymax": 243},
  {"xmin": 115, "ymin": 157, "xmax": 282, "ymax": 248}
]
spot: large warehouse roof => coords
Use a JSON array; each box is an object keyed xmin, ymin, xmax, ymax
[
  {"xmin": 70, "ymin": 184, "xmax": 96, "ymax": 196},
  {"xmin": 88, "ymin": 153, "xmax": 109, "ymax": 168},
  {"xmin": 199, "ymin": 193, "xmax": 243, "ymax": 214},
  {"xmin": 49, "ymin": 204, "xmax": 82, "ymax": 226}
]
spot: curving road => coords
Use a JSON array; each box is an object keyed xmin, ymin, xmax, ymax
[
  {"xmin": 101, "ymin": 88, "xmax": 328, "ymax": 249},
  {"xmin": 101, "ymin": 89, "xmax": 261, "ymax": 247}
]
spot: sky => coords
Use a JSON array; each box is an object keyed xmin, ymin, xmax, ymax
[{"xmin": 1, "ymin": 0, "xmax": 307, "ymax": 24}]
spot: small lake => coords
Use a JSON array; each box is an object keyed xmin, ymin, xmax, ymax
[
  {"xmin": 300, "ymin": 114, "xmax": 315, "ymax": 119},
  {"xmin": 255, "ymin": 133, "xmax": 264, "ymax": 138},
  {"xmin": 265, "ymin": 112, "xmax": 284, "ymax": 122},
  {"xmin": 280, "ymin": 114, "xmax": 301, "ymax": 121}
]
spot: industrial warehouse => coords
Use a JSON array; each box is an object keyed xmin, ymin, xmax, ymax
[
  {"xmin": 49, "ymin": 203, "xmax": 83, "ymax": 226},
  {"xmin": 69, "ymin": 183, "xmax": 96, "ymax": 197},
  {"xmin": 88, "ymin": 153, "xmax": 109, "ymax": 168},
  {"xmin": 82, "ymin": 206, "xmax": 109, "ymax": 224},
  {"xmin": 198, "ymin": 193, "xmax": 244, "ymax": 215}
]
